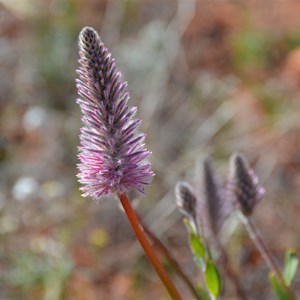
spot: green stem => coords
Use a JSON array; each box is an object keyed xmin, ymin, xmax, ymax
[
  {"xmin": 240, "ymin": 214, "xmax": 296, "ymax": 300},
  {"xmin": 119, "ymin": 193, "xmax": 182, "ymax": 300}
]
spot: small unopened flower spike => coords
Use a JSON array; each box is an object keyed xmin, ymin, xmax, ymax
[
  {"xmin": 203, "ymin": 159, "xmax": 227, "ymax": 236},
  {"xmin": 76, "ymin": 27, "xmax": 154, "ymax": 199},
  {"xmin": 175, "ymin": 181, "xmax": 197, "ymax": 222},
  {"xmin": 229, "ymin": 153, "xmax": 265, "ymax": 216}
]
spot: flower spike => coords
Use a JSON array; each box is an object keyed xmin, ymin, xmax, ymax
[
  {"xmin": 76, "ymin": 27, "xmax": 154, "ymax": 199},
  {"xmin": 229, "ymin": 153, "xmax": 265, "ymax": 216},
  {"xmin": 175, "ymin": 181, "xmax": 197, "ymax": 222}
]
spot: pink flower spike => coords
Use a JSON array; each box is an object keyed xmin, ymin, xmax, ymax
[{"xmin": 76, "ymin": 27, "xmax": 154, "ymax": 199}]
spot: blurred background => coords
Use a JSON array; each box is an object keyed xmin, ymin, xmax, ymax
[{"xmin": 1, "ymin": 0, "xmax": 300, "ymax": 299}]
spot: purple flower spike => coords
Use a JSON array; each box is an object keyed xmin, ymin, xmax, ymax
[
  {"xmin": 76, "ymin": 27, "xmax": 154, "ymax": 199},
  {"xmin": 229, "ymin": 153, "xmax": 265, "ymax": 216}
]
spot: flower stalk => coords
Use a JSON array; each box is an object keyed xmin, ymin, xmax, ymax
[
  {"xmin": 137, "ymin": 214, "xmax": 201, "ymax": 300},
  {"xmin": 119, "ymin": 193, "xmax": 182, "ymax": 300},
  {"xmin": 239, "ymin": 214, "xmax": 296, "ymax": 300}
]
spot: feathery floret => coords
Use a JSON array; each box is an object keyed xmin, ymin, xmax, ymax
[{"xmin": 76, "ymin": 27, "xmax": 154, "ymax": 199}]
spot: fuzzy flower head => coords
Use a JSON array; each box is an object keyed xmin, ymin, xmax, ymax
[
  {"xmin": 76, "ymin": 27, "xmax": 154, "ymax": 199},
  {"xmin": 228, "ymin": 153, "xmax": 265, "ymax": 216},
  {"xmin": 175, "ymin": 181, "xmax": 197, "ymax": 222}
]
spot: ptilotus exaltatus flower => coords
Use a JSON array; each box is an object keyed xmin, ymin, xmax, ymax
[
  {"xmin": 229, "ymin": 153, "xmax": 265, "ymax": 216},
  {"xmin": 76, "ymin": 27, "xmax": 154, "ymax": 199}
]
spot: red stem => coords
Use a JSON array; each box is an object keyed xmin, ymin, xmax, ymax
[
  {"xmin": 118, "ymin": 193, "xmax": 183, "ymax": 300},
  {"xmin": 138, "ymin": 215, "xmax": 201, "ymax": 300}
]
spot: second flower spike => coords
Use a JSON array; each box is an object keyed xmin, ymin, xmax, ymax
[{"xmin": 229, "ymin": 153, "xmax": 265, "ymax": 216}]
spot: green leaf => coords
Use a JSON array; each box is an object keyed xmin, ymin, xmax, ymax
[
  {"xmin": 204, "ymin": 259, "xmax": 221, "ymax": 299},
  {"xmin": 196, "ymin": 285, "xmax": 211, "ymax": 300},
  {"xmin": 190, "ymin": 233, "xmax": 205, "ymax": 258},
  {"xmin": 189, "ymin": 233, "xmax": 206, "ymax": 270},
  {"xmin": 269, "ymin": 272, "xmax": 290, "ymax": 300},
  {"xmin": 283, "ymin": 249, "xmax": 299, "ymax": 286}
]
